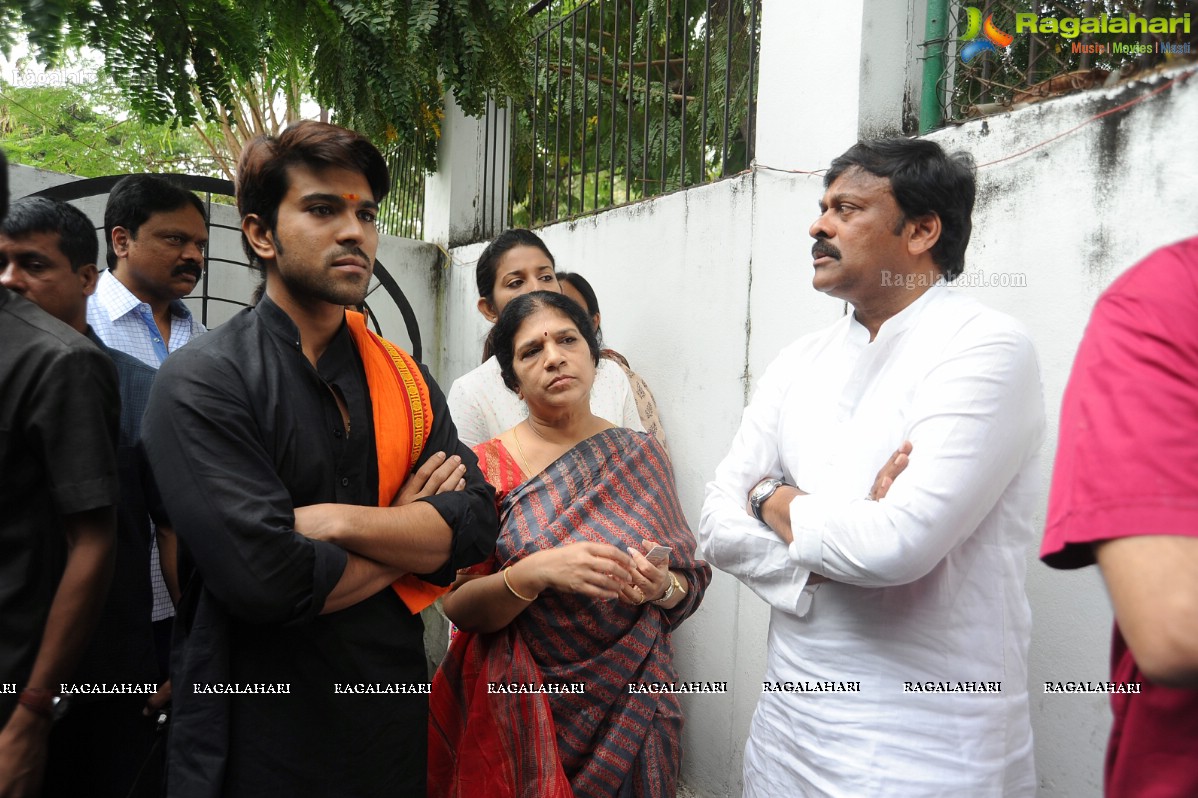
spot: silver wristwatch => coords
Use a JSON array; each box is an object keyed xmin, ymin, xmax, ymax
[{"xmin": 749, "ymin": 478, "xmax": 786, "ymax": 523}]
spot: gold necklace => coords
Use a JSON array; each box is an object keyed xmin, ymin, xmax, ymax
[{"xmin": 512, "ymin": 422, "xmax": 536, "ymax": 475}]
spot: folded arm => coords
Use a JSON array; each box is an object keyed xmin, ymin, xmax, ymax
[
  {"xmin": 698, "ymin": 353, "xmax": 813, "ymax": 614},
  {"xmin": 783, "ymin": 329, "xmax": 1044, "ymax": 587},
  {"xmin": 293, "ymin": 368, "xmax": 498, "ymax": 585},
  {"xmin": 143, "ymin": 350, "xmax": 351, "ymax": 625}
]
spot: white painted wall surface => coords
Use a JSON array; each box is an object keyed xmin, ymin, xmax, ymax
[{"xmin": 431, "ymin": 63, "xmax": 1198, "ymax": 798}]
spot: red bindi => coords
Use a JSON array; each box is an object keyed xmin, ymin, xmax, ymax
[{"xmin": 341, "ymin": 193, "xmax": 359, "ymax": 201}]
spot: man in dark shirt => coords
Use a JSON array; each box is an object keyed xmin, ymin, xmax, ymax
[
  {"xmin": 141, "ymin": 122, "xmax": 498, "ymax": 797},
  {"xmin": 0, "ymin": 195, "xmax": 167, "ymax": 797},
  {"xmin": 0, "ymin": 151, "xmax": 120, "ymax": 797}
]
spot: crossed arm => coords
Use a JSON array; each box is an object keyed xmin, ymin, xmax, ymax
[
  {"xmin": 699, "ymin": 326, "xmax": 1043, "ymax": 611},
  {"xmin": 143, "ymin": 350, "xmax": 496, "ymax": 625}
]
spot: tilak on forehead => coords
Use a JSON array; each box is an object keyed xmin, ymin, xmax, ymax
[{"xmin": 342, "ymin": 193, "xmax": 360, "ymax": 201}]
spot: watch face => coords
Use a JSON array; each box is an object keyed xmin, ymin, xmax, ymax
[{"xmin": 752, "ymin": 480, "xmax": 777, "ymax": 504}]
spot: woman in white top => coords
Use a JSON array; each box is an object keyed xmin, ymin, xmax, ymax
[{"xmin": 447, "ymin": 229, "xmax": 644, "ymax": 448}]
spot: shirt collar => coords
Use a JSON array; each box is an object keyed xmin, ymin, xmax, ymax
[
  {"xmin": 254, "ymin": 294, "xmax": 350, "ymax": 355},
  {"xmin": 851, "ymin": 283, "xmax": 946, "ymax": 344},
  {"xmin": 96, "ymin": 269, "xmax": 195, "ymax": 322}
]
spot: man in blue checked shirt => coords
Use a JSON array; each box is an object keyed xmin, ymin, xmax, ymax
[
  {"xmin": 88, "ymin": 174, "xmax": 207, "ymax": 704},
  {"xmin": 89, "ymin": 174, "xmax": 209, "ymax": 368}
]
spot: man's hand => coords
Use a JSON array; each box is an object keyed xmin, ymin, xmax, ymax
[
  {"xmin": 143, "ymin": 679, "xmax": 171, "ymax": 718},
  {"xmin": 869, "ymin": 441, "xmax": 912, "ymax": 501},
  {"xmin": 391, "ymin": 452, "xmax": 466, "ymax": 506},
  {"xmin": 0, "ymin": 708, "xmax": 51, "ymax": 798},
  {"xmin": 293, "ymin": 453, "xmax": 466, "ymax": 543}
]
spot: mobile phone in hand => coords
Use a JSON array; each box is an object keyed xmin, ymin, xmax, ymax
[{"xmin": 643, "ymin": 545, "xmax": 672, "ymax": 565}]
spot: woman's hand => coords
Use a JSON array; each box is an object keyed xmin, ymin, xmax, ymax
[
  {"xmin": 619, "ymin": 538, "xmax": 673, "ymax": 606},
  {"xmin": 515, "ymin": 542, "xmax": 635, "ymax": 600}
]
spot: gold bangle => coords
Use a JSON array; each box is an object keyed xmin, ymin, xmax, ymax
[
  {"xmin": 652, "ymin": 572, "xmax": 684, "ymax": 605},
  {"xmin": 503, "ymin": 566, "xmax": 538, "ymax": 602}
]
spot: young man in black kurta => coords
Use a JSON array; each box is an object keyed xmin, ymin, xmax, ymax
[{"xmin": 141, "ymin": 122, "xmax": 497, "ymax": 797}]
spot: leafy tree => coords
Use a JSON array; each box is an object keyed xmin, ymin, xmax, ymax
[
  {"xmin": 0, "ymin": 66, "xmax": 224, "ymax": 177},
  {"xmin": 1, "ymin": 0, "xmax": 533, "ymax": 172},
  {"xmin": 510, "ymin": 0, "xmax": 761, "ymax": 227}
]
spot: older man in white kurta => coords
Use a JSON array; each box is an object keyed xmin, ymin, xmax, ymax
[{"xmin": 698, "ymin": 138, "xmax": 1043, "ymax": 797}]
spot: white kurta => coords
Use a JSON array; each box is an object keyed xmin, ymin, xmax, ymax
[
  {"xmin": 699, "ymin": 286, "xmax": 1043, "ymax": 797},
  {"xmin": 447, "ymin": 355, "xmax": 644, "ymax": 448}
]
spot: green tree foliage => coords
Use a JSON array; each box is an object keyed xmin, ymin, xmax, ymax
[
  {"xmin": 511, "ymin": 0, "xmax": 761, "ymax": 227},
  {"xmin": 0, "ymin": 68, "xmax": 224, "ymax": 177},
  {"xmin": 1, "ymin": 0, "xmax": 533, "ymax": 172}
]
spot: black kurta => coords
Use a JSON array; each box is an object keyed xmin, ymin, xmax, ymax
[
  {"xmin": 142, "ymin": 297, "xmax": 497, "ymax": 798},
  {"xmin": 0, "ymin": 288, "xmax": 119, "ymax": 724}
]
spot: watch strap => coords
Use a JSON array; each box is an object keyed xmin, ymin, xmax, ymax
[{"xmin": 18, "ymin": 687, "xmax": 59, "ymax": 719}]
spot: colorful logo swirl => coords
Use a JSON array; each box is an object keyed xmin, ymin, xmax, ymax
[{"xmin": 960, "ymin": 7, "xmax": 1014, "ymax": 63}]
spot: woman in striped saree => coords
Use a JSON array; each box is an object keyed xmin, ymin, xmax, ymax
[{"xmin": 430, "ymin": 291, "xmax": 710, "ymax": 798}]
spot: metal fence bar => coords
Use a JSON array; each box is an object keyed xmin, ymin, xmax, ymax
[
  {"xmin": 700, "ymin": 0, "xmax": 712, "ymax": 182},
  {"xmin": 661, "ymin": 0, "xmax": 670, "ymax": 191},
  {"xmin": 641, "ymin": 11, "xmax": 651, "ymax": 194},
  {"xmin": 746, "ymin": 0, "xmax": 757, "ymax": 164},
  {"xmin": 679, "ymin": 0, "xmax": 689, "ymax": 188},
  {"xmin": 567, "ymin": 10, "xmax": 577, "ymax": 215},
  {"xmin": 482, "ymin": 96, "xmax": 491, "ymax": 230},
  {"xmin": 554, "ymin": 15, "xmax": 565, "ymax": 218},
  {"xmin": 584, "ymin": 0, "xmax": 594, "ymax": 210},
  {"xmin": 625, "ymin": 0, "xmax": 634, "ymax": 205},
  {"xmin": 721, "ymin": 0, "xmax": 734, "ymax": 176},
  {"xmin": 609, "ymin": 0, "xmax": 619, "ymax": 204}
]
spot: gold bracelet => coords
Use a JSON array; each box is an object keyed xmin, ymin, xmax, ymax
[
  {"xmin": 653, "ymin": 572, "xmax": 686, "ymax": 605},
  {"xmin": 503, "ymin": 566, "xmax": 538, "ymax": 602}
]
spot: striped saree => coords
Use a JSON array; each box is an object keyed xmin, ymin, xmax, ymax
[{"xmin": 429, "ymin": 428, "xmax": 710, "ymax": 798}]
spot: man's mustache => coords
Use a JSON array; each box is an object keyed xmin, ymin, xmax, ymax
[
  {"xmin": 812, "ymin": 241, "xmax": 841, "ymax": 261},
  {"xmin": 330, "ymin": 246, "xmax": 371, "ymax": 265},
  {"xmin": 172, "ymin": 263, "xmax": 203, "ymax": 280}
]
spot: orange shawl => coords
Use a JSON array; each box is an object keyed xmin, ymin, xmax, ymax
[{"xmin": 345, "ymin": 311, "xmax": 449, "ymax": 614}]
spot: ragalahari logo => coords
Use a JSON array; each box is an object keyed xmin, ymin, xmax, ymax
[{"xmin": 960, "ymin": 7, "xmax": 1014, "ymax": 63}]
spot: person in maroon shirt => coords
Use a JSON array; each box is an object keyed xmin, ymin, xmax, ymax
[{"xmin": 1041, "ymin": 235, "xmax": 1198, "ymax": 798}]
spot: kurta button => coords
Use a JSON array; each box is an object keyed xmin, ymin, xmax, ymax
[
  {"xmin": 334, "ymin": 429, "xmax": 342, "ymax": 438},
  {"xmin": 340, "ymin": 477, "xmax": 349, "ymax": 487}
]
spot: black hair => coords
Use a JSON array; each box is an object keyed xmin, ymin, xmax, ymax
[
  {"xmin": 475, "ymin": 229, "xmax": 555, "ymax": 302},
  {"xmin": 235, "ymin": 121, "xmax": 389, "ymax": 271},
  {"xmin": 104, "ymin": 174, "xmax": 208, "ymax": 269},
  {"xmin": 2, "ymin": 197, "xmax": 98, "ymax": 270},
  {"xmin": 556, "ymin": 270, "xmax": 603, "ymax": 347},
  {"xmin": 492, "ymin": 290, "xmax": 601, "ymax": 394},
  {"xmin": 824, "ymin": 138, "xmax": 976, "ymax": 281}
]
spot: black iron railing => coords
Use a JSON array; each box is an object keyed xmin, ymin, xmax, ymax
[
  {"xmin": 492, "ymin": 0, "xmax": 760, "ymax": 231},
  {"xmin": 377, "ymin": 141, "xmax": 427, "ymax": 240},
  {"xmin": 922, "ymin": 0, "xmax": 1196, "ymax": 131}
]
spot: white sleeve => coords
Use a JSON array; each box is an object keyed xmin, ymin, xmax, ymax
[
  {"xmin": 446, "ymin": 375, "xmax": 488, "ymax": 450},
  {"xmin": 698, "ymin": 353, "xmax": 813, "ymax": 614},
  {"xmin": 786, "ymin": 327, "xmax": 1044, "ymax": 587}
]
